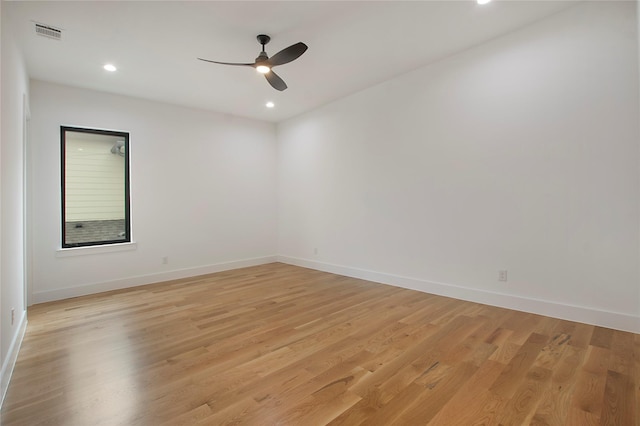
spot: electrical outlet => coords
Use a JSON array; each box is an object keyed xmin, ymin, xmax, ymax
[
  {"xmin": 11, "ymin": 308, "xmax": 15, "ymax": 325},
  {"xmin": 314, "ymin": 248, "xmax": 318, "ymax": 255},
  {"xmin": 498, "ymin": 270, "xmax": 508, "ymax": 282},
  {"xmin": 162, "ymin": 256, "xmax": 168, "ymax": 265}
]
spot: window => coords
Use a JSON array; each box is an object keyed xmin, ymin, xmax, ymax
[{"xmin": 61, "ymin": 126, "xmax": 130, "ymax": 248}]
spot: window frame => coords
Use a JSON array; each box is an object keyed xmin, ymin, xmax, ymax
[{"xmin": 60, "ymin": 126, "xmax": 131, "ymax": 248}]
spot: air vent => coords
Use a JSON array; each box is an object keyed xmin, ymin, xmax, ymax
[{"xmin": 34, "ymin": 23, "xmax": 62, "ymax": 40}]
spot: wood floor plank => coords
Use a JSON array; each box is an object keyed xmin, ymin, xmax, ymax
[
  {"xmin": 531, "ymin": 344, "xmax": 587, "ymax": 426},
  {"xmin": 489, "ymin": 332, "xmax": 549, "ymax": 399},
  {"xmin": 394, "ymin": 361, "xmax": 480, "ymax": 424},
  {"xmin": 426, "ymin": 360, "xmax": 506, "ymax": 426},
  {"xmin": 600, "ymin": 370, "xmax": 635, "ymax": 426},
  {"xmin": 570, "ymin": 345, "xmax": 610, "ymax": 420},
  {"xmin": 1, "ymin": 263, "xmax": 638, "ymax": 425},
  {"xmin": 494, "ymin": 365, "xmax": 551, "ymax": 425},
  {"xmin": 590, "ymin": 327, "xmax": 614, "ymax": 349}
]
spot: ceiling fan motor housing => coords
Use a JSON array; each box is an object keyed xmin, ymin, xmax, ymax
[{"xmin": 256, "ymin": 51, "xmax": 269, "ymax": 63}]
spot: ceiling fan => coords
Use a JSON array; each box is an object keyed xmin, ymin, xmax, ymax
[{"xmin": 198, "ymin": 35, "xmax": 308, "ymax": 91}]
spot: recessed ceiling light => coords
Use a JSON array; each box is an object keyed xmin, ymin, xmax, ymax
[
  {"xmin": 103, "ymin": 64, "xmax": 117, "ymax": 72},
  {"xmin": 266, "ymin": 102, "xmax": 275, "ymax": 108},
  {"xmin": 477, "ymin": 0, "xmax": 491, "ymax": 4}
]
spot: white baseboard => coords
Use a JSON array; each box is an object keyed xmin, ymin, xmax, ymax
[
  {"xmin": 30, "ymin": 254, "xmax": 640, "ymax": 333},
  {"xmin": 32, "ymin": 255, "xmax": 278, "ymax": 304},
  {"xmin": 278, "ymin": 255, "xmax": 640, "ymax": 334},
  {"xmin": 1, "ymin": 310, "xmax": 27, "ymax": 408}
]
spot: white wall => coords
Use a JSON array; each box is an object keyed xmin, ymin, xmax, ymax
[
  {"xmin": 1, "ymin": 5, "xmax": 29, "ymax": 403},
  {"xmin": 637, "ymin": 0, "xmax": 640, "ymax": 332},
  {"xmin": 29, "ymin": 81, "xmax": 278, "ymax": 303},
  {"xmin": 278, "ymin": 1, "xmax": 640, "ymax": 332}
]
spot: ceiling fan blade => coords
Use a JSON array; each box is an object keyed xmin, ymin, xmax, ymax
[
  {"xmin": 267, "ymin": 42, "xmax": 308, "ymax": 67},
  {"xmin": 197, "ymin": 58, "xmax": 254, "ymax": 67},
  {"xmin": 265, "ymin": 70, "xmax": 287, "ymax": 91}
]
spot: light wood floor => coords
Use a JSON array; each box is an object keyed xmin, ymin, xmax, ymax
[{"xmin": 2, "ymin": 263, "xmax": 638, "ymax": 425}]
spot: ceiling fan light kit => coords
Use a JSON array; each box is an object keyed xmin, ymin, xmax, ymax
[{"xmin": 198, "ymin": 34, "xmax": 308, "ymax": 91}]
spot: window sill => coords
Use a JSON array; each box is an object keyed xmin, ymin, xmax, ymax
[{"xmin": 56, "ymin": 242, "xmax": 138, "ymax": 258}]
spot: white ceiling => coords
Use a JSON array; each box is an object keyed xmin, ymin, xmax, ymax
[{"xmin": 6, "ymin": 1, "xmax": 578, "ymax": 123}]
